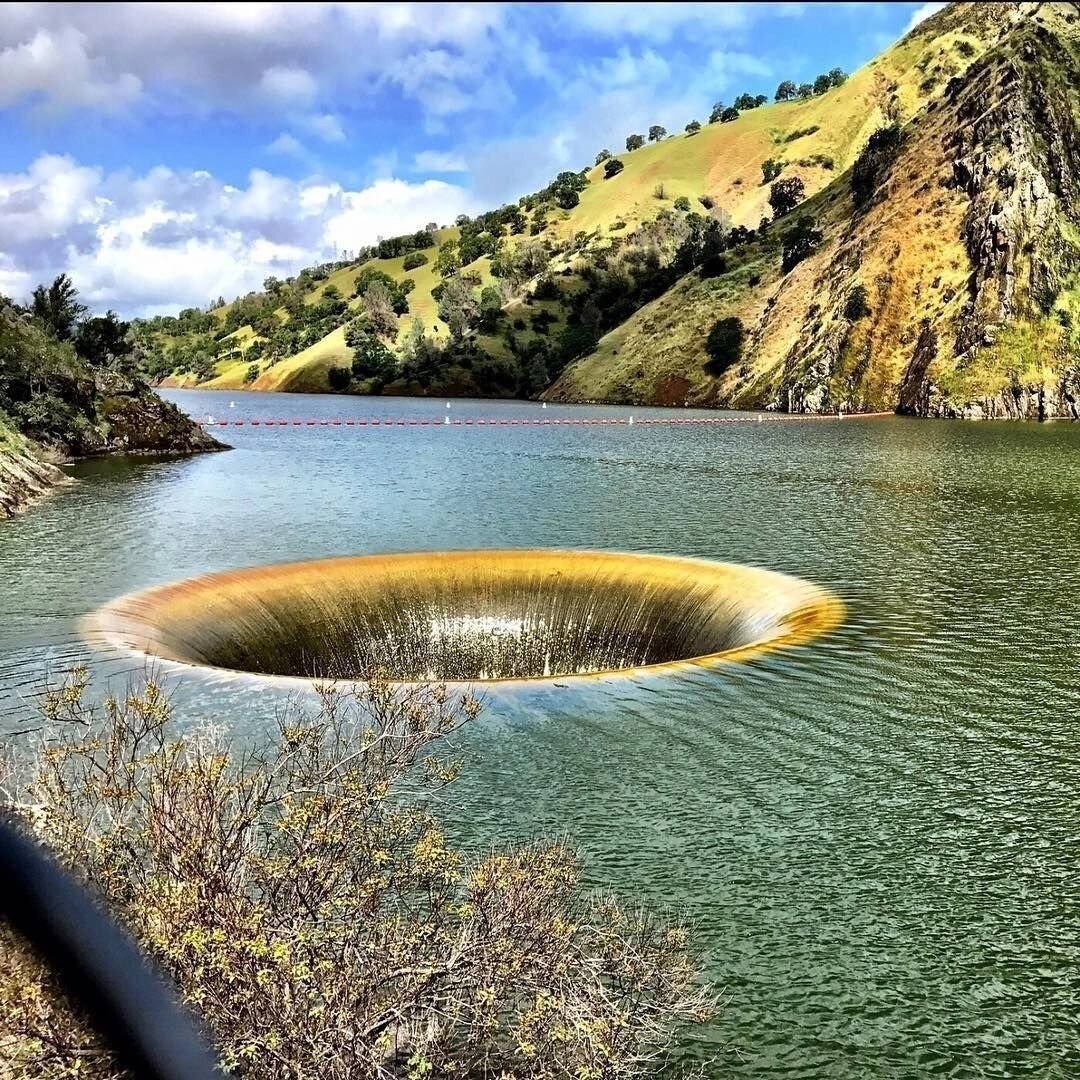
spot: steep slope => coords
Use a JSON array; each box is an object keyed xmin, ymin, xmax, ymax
[
  {"xmin": 145, "ymin": 2, "xmax": 1079, "ymax": 419},
  {"xmin": 0, "ymin": 301, "xmax": 225, "ymax": 516},
  {"xmin": 551, "ymin": 2, "xmax": 1080, "ymax": 418}
]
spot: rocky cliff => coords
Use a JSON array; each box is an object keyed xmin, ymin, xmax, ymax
[
  {"xmin": 1, "ymin": 305, "xmax": 226, "ymax": 518},
  {"xmin": 549, "ymin": 2, "xmax": 1080, "ymax": 418}
]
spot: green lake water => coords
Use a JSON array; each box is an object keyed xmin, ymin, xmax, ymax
[{"xmin": 2, "ymin": 390, "xmax": 1078, "ymax": 1077}]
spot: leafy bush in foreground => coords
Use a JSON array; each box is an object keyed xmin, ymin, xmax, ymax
[{"xmin": 0, "ymin": 672, "xmax": 716, "ymax": 1079}]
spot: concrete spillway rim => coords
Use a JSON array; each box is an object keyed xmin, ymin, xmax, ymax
[{"xmin": 83, "ymin": 548, "xmax": 846, "ymax": 689}]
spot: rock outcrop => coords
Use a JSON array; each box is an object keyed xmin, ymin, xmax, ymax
[{"xmin": 0, "ymin": 436, "xmax": 68, "ymax": 518}]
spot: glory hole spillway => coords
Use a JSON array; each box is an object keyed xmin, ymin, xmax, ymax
[{"xmin": 85, "ymin": 550, "xmax": 843, "ymax": 684}]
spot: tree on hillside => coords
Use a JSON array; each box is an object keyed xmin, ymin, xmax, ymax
[
  {"xmin": 844, "ymin": 284, "xmax": 872, "ymax": 321},
  {"xmin": 327, "ymin": 365, "xmax": 351, "ymax": 391},
  {"xmin": 761, "ymin": 158, "xmax": 783, "ymax": 184},
  {"xmin": 435, "ymin": 239, "xmax": 461, "ymax": 278},
  {"xmin": 769, "ymin": 176, "xmax": 805, "ymax": 217},
  {"xmin": 851, "ymin": 122, "xmax": 903, "ymax": 207},
  {"xmin": 31, "ymin": 274, "xmax": 86, "ymax": 341},
  {"xmin": 479, "ymin": 285, "xmax": 504, "ymax": 333},
  {"xmin": 813, "ymin": 72, "xmax": 832, "ymax": 94},
  {"xmin": 74, "ymin": 311, "xmax": 133, "ymax": 369},
  {"xmin": 797, "ymin": 83, "xmax": 815, "ymax": 99},
  {"xmin": 594, "ymin": 148, "xmax": 612, "ymax": 165},
  {"xmin": 625, "ymin": 133, "xmax": 645, "ymax": 151},
  {"xmin": 708, "ymin": 101, "xmax": 725, "ymax": 123},
  {"xmin": 781, "ymin": 215, "xmax": 824, "ymax": 272},
  {"xmin": 438, "ymin": 274, "xmax": 480, "ymax": 339},
  {"xmin": 733, "ymin": 93, "xmax": 756, "ymax": 110},
  {"xmin": 648, "ymin": 124, "xmax": 667, "ymax": 142},
  {"xmin": 603, "ymin": 157, "xmax": 625, "ymax": 179},
  {"xmin": 348, "ymin": 326, "xmax": 397, "ymax": 383},
  {"xmin": 775, "ymin": 80, "xmax": 797, "ymax": 101},
  {"xmin": 555, "ymin": 187, "xmax": 580, "ymax": 210},
  {"xmin": 403, "ymin": 251, "xmax": 428, "ymax": 271},
  {"xmin": 360, "ymin": 282, "xmax": 398, "ymax": 339},
  {"xmin": 827, "ymin": 67, "xmax": 848, "ymax": 87},
  {"xmin": 685, "ymin": 119, "xmax": 701, "ymax": 134},
  {"xmin": 720, "ymin": 106, "xmax": 740, "ymax": 123},
  {"xmin": 705, "ymin": 316, "xmax": 745, "ymax": 373}
]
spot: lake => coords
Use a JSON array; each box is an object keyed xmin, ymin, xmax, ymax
[{"xmin": 2, "ymin": 389, "xmax": 1079, "ymax": 1078}]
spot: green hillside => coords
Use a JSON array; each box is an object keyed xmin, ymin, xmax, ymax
[{"xmin": 144, "ymin": 2, "xmax": 1080, "ymax": 419}]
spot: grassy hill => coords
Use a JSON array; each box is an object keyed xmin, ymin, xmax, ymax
[{"xmin": 144, "ymin": 2, "xmax": 1080, "ymax": 418}]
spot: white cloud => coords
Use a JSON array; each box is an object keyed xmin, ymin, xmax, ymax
[
  {"xmin": 323, "ymin": 178, "xmax": 473, "ymax": 250},
  {"xmin": 0, "ymin": 3, "xmax": 517, "ymax": 120},
  {"xmin": 905, "ymin": 2, "xmax": 947, "ymax": 32},
  {"xmin": 0, "ymin": 26, "xmax": 141, "ymax": 112},
  {"xmin": 0, "ymin": 154, "xmax": 475, "ymax": 316},
  {"xmin": 259, "ymin": 64, "xmax": 317, "ymax": 107},
  {"xmin": 413, "ymin": 150, "xmax": 469, "ymax": 174},
  {"xmin": 267, "ymin": 133, "xmax": 306, "ymax": 157},
  {"xmin": 303, "ymin": 113, "xmax": 346, "ymax": 143}
]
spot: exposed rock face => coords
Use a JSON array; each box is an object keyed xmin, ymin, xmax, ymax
[
  {"xmin": 764, "ymin": 4, "xmax": 1080, "ymax": 419},
  {"xmin": 549, "ymin": 2, "xmax": 1080, "ymax": 420},
  {"xmin": 0, "ymin": 442, "xmax": 68, "ymax": 518},
  {"xmin": 93, "ymin": 388, "xmax": 225, "ymax": 455}
]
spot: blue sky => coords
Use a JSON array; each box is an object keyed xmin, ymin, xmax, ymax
[{"xmin": 0, "ymin": 2, "xmax": 944, "ymax": 315}]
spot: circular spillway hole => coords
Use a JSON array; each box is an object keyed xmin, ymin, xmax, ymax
[{"xmin": 86, "ymin": 550, "xmax": 842, "ymax": 684}]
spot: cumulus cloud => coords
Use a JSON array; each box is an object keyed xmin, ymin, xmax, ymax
[
  {"xmin": 0, "ymin": 3, "xmax": 515, "ymax": 120},
  {"xmin": 0, "ymin": 154, "xmax": 475, "ymax": 317},
  {"xmin": 0, "ymin": 26, "xmax": 141, "ymax": 112}
]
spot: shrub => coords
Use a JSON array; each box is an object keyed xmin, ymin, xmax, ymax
[
  {"xmin": 327, "ymin": 364, "xmax": 352, "ymax": 390},
  {"xmin": 674, "ymin": 195, "xmax": 692, "ymax": 212},
  {"xmin": 782, "ymin": 125, "xmax": 819, "ymax": 143},
  {"xmin": 653, "ymin": 182, "xmax": 667, "ymax": 200},
  {"xmin": 402, "ymin": 251, "xmax": 429, "ymax": 271},
  {"xmin": 603, "ymin": 157, "xmax": 625, "ymax": 179},
  {"xmin": 761, "ymin": 158, "xmax": 783, "ymax": 184},
  {"xmin": 555, "ymin": 187, "xmax": 580, "ymax": 210},
  {"xmin": 851, "ymin": 123, "xmax": 903, "ymax": 207},
  {"xmin": 768, "ymin": 176, "xmax": 805, "ymax": 217},
  {"xmin": 705, "ymin": 316, "xmax": 745, "ymax": 373},
  {"xmin": 532, "ymin": 276, "xmax": 560, "ymax": 301},
  {"xmin": 844, "ymin": 284, "xmax": 872, "ymax": 321},
  {"xmin": 781, "ymin": 215, "xmax": 824, "ymax": 272},
  {"xmin": 698, "ymin": 194, "xmax": 715, "ymax": 210},
  {"xmin": 350, "ymin": 328, "xmax": 397, "ymax": 382},
  {"xmin": 0, "ymin": 671, "xmax": 717, "ymax": 1079},
  {"xmin": 242, "ymin": 362, "xmax": 259, "ymax": 384}
]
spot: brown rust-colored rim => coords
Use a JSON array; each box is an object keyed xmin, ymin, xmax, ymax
[{"xmin": 83, "ymin": 549, "xmax": 845, "ymax": 688}]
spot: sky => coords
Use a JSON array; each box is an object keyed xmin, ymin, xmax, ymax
[{"xmin": 0, "ymin": 1, "xmax": 945, "ymax": 317}]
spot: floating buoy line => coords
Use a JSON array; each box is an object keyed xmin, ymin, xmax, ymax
[{"xmin": 197, "ymin": 412, "xmax": 894, "ymax": 429}]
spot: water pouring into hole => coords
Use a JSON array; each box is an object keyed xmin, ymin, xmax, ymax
[{"xmin": 86, "ymin": 550, "xmax": 842, "ymax": 684}]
